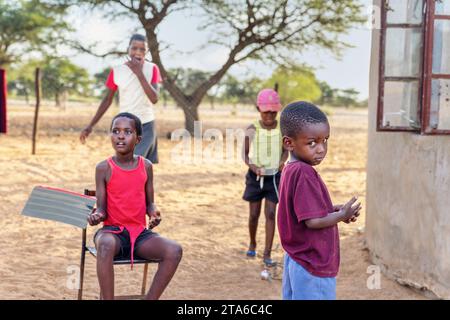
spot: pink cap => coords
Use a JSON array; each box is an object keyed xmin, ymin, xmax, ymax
[{"xmin": 257, "ymin": 88, "xmax": 281, "ymax": 112}]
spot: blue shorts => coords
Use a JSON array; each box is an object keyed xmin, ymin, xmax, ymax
[{"xmin": 282, "ymin": 253, "xmax": 336, "ymax": 300}]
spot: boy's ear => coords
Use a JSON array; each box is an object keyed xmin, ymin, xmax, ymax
[
  {"xmin": 136, "ymin": 135, "xmax": 142, "ymax": 144},
  {"xmin": 283, "ymin": 136, "xmax": 294, "ymax": 151}
]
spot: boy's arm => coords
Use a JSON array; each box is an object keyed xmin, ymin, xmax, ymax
[
  {"xmin": 126, "ymin": 59, "xmax": 159, "ymax": 104},
  {"xmin": 88, "ymin": 162, "xmax": 108, "ymax": 226},
  {"xmin": 80, "ymin": 89, "xmax": 115, "ymax": 144},
  {"xmin": 305, "ymin": 197, "xmax": 361, "ymax": 229},
  {"xmin": 145, "ymin": 160, "xmax": 161, "ymax": 229}
]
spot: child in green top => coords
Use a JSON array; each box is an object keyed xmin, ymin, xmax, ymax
[{"xmin": 243, "ymin": 89, "xmax": 288, "ymax": 266}]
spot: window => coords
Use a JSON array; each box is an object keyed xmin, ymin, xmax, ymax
[{"xmin": 378, "ymin": 0, "xmax": 450, "ymax": 134}]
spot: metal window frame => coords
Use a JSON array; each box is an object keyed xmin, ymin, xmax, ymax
[
  {"xmin": 421, "ymin": 0, "xmax": 450, "ymax": 134},
  {"xmin": 377, "ymin": 0, "xmax": 426, "ymax": 132},
  {"xmin": 378, "ymin": 0, "xmax": 450, "ymax": 135}
]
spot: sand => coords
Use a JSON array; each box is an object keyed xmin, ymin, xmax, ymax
[{"xmin": 0, "ymin": 101, "xmax": 427, "ymax": 299}]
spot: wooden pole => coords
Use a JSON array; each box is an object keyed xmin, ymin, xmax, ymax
[
  {"xmin": 32, "ymin": 68, "xmax": 41, "ymax": 155},
  {"xmin": 0, "ymin": 68, "xmax": 6, "ymax": 133}
]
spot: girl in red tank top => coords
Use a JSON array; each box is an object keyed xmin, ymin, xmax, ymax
[{"xmin": 87, "ymin": 112, "xmax": 182, "ymax": 300}]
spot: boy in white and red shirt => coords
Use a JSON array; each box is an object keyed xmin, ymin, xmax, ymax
[{"xmin": 80, "ymin": 34, "xmax": 162, "ymax": 163}]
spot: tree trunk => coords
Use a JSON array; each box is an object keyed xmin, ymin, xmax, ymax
[
  {"xmin": 62, "ymin": 90, "xmax": 67, "ymax": 111},
  {"xmin": 161, "ymin": 78, "xmax": 202, "ymax": 135},
  {"xmin": 180, "ymin": 102, "xmax": 200, "ymax": 136},
  {"xmin": 55, "ymin": 92, "xmax": 61, "ymax": 108}
]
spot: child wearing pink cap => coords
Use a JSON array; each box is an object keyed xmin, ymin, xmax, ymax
[{"xmin": 242, "ymin": 88, "xmax": 288, "ymax": 266}]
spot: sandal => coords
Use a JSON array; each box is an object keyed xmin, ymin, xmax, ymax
[
  {"xmin": 246, "ymin": 250, "xmax": 256, "ymax": 257},
  {"xmin": 263, "ymin": 258, "xmax": 276, "ymax": 267}
]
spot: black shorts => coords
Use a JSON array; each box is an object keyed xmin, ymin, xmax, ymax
[
  {"xmin": 94, "ymin": 226, "xmax": 159, "ymax": 260},
  {"xmin": 242, "ymin": 169, "xmax": 281, "ymax": 204}
]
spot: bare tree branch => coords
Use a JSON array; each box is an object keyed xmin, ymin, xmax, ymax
[
  {"xmin": 66, "ymin": 40, "xmax": 126, "ymax": 58},
  {"xmin": 73, "ymin": 0, "xmax": 364, "ymax": 133}
]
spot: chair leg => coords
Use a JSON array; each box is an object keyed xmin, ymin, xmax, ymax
[
  {"xmin": 78, "ymin": 231, "xmax": 87, "ymax": 300},
  {"xmin": 141, "ymin": 263, "xmax": 149, "ymax": 296}
]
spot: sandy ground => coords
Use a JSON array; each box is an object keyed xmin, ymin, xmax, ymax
[{"xmin": 0, "ymin": 102, "xmax": 427, "ymax": 300}]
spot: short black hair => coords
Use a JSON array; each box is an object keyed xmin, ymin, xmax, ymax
[
  {"xmin": 129, "ymin": 33, "xmax": 147, "ymax": 46},
  {"xmin": 110, "ymin": 112, "xmax": 143, "ymax": 136},
  {"xmin": 280, "ymin": 101, "xmax": 328, "ymax": 137}
]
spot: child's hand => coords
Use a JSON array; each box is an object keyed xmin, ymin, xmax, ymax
[
  {"xmin": 148, "ymin": 210, "xmax": 161, "ymax": 229},
  {"xmin": 249, "ymin": 164, "xmax": 264, "ymax": 176},
  {"xmin": 333, "ymin": 204, "xmax": 359, "ymax": 224},
  {"xmin": 340, "ymin": 197, "xmax": 362, "ymax": 223},
  {"xmin": 80, "ymin": 125, "xmax": 92, "ymax": 144},
  {"xmin": 87, "ymin": 209, "xmax": 106, "ymax": 226},
  {"xmin": 332, "ymin": 204, "xmax": 357, "ymax": 224},
  {"xmin": 126, "ymin": 57, "xmax": 144, "ymax": 75},
  {"xmin": 345, "ymin": 213, "xmax": 360, "ymax": 224}
]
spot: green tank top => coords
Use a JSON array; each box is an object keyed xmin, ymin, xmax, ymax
[{"xmin": 249, "ymin": 119, "xmax": 283, "ymax": 172}]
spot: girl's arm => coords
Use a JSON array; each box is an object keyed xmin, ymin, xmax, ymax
[
  {"xmin": 126, "ymin": 59, "xmax": 159, "ymax": 104},
  {"xmin": 88, "ymin": 161, "xmax": 108, "ymax": 226},
  {"xmin": 145, "ymin": 160, "xmax": 161, "ymax": 229},
  {"xmin": 243, "ymin": 124, "xmax": 261, "ymax": 175},
  {"xmin": 80, "ymin": 89, "xmax": 115, "ymax": 143}
]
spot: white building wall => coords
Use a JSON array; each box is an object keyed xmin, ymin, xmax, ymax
[{"xmin": 366, "ymin": 0, "xmax": 450, "ymax": 299}]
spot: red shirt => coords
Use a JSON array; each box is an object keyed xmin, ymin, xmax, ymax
[
  {"xmin": 103, "ymin": 156, "xmax": 148, "ymax": 266},
  {"xmin": 105, "ymin": 64, "xmax": 162, "ymax": 91},
  {"xmin": 277, "ymin": 160, "xmax": 340, "ymax": 277}
]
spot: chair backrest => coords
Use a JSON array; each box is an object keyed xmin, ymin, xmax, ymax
[
  {"xmin": 22, "ymin": 186, "xmax": 96, "ymax": 229},
  {"xmin": 84, "ymin": 189, "xmax": 96, "ymax": 197}
]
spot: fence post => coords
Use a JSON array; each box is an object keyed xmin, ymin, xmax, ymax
[
  {"xmin": 32, "ymin": 68, "xmax": 41, "ymax": 155},
  {"xmin": 0, "ymin": 68, "xmax": 7, "ymax": 134}
]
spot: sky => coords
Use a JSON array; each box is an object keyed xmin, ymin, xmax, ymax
[{"xmin": 68, "ymin": 0, "xmax": 373, "ymax": 99}]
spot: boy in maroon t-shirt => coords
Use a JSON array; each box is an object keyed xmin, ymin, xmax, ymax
[{"xmin": 278, "ymin": 101, "xmax": 361, "ymax": 300}]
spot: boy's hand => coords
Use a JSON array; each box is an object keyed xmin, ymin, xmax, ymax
[
  {"xmin": 80, "ymin": 125, "xmax": 93, "ymax": 144},
  {"xmin": 87, "ymin": 209, "xmax": 106, "ymax": 226},
  {"xmin": 126, "ymin": 57, "xmax": 144, "ymax": 76},
  {"xmin": 148, "ymin": 210, "xmax": 161, "ymax": 229},
  {"xmin": 340, "ymin": 197, "xmax": 362, "ymax": 223},
  {"xmin": 333, "ymin": 204, "xmax": 357, "ymax": 224},
  {"xmin": 343, "ymin": 212, "xmax": 360, "ymax": 224}
]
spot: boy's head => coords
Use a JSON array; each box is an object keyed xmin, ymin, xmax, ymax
[
  {"xmin": 280, "ymin": 101, "xmax": 330, "ymax": 166},
  {"xmin": 128, "ymin": 33, "xmax": 147, "ymax": 62},
  {"xmin": 256, "ymin": 88, "xmax": 281, "ymax": 127},
  {"xmin": 110, "ymin": 113, "xmax": 143, "ymax": 154}
]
